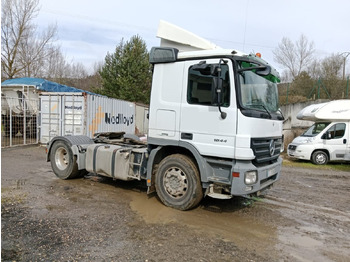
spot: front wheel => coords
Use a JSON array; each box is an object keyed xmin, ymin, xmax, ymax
[
  {"xmin": 155, "ymin": 154, "xmax": 203, "ymax": 210},
  {"xmin": 49, "ymin": 141, "xmax": 82, "ymax": 179},
  {"xmin": 311, "ymin": 150, "xmax": 329, "ymax": 165}
]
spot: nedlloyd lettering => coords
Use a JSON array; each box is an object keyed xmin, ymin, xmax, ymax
[
  {"xmin": 65, "ymin": 106, "xmax": 82, "ymax": 110},
  {"xmin": 105, "ymin": 113, "xmax": 134, "ymax": 126}
]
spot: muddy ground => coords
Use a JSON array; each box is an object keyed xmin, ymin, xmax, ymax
[{"xmin": 1, "ymin": 145, "xmax": 349, "ymax": 262}]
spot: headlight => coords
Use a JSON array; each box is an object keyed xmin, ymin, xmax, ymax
[{"xmin": 245, "ymin": 171, "xmax": 257, "ymax": 185}]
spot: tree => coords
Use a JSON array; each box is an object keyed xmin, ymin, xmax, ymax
[
  {"xmin": 96, "ymin": 35, "xmax": 152, "ymax": 104},
  {"xmin": 1, "ymin": 0, "xmax": 57, "ymax": 79},
  {"xmin": 273, "ymin": 34, "xmax": 315, "ymax": 80},
  {"xmin": 320, "ymin": 54, "xmax": 343, "ymax": 79},
  {"xmin": 319, "ymin": 54, "xmax": 344, "ymax": 99},
  {"xmin": 306, "ymin": 59, "xmax": 321, "ymax": 80},
  {"xmin": 291, "ymin": 71, "xmax": 314, "ymax": 97}
]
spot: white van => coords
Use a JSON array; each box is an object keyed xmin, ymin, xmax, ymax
[{"xmin": 287, "ymin": 100, "xmax": 350, "ymax": 165}]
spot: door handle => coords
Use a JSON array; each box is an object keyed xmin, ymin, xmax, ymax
[
  {"xmin": 181, "ymin": 133, "xmax": 193, "ymax": 140},
  {"xmin": 343, "ymin": 139, "xmax": 347, "ymax": 144}
]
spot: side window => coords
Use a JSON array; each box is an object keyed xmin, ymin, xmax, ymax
[
  {"xmin": 187, "ymin": 64, "xmax": 230, "ymax": 107},
  {"xmin": 327, "ymin": 123, "xmax": 346, "ymax": 139}
]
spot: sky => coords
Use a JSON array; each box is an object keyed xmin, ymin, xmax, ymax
[{"xmin": 36, "ymin": 0, "xmax": 350, "ymax": 74}]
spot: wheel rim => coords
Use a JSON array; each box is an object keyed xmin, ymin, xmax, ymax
[
  {"xmin": 163, "ymin": 167, "xmax": 188, "ymax": 199},
  {"xmin": 315, "ymin": 153, "xmax": 326, "ymax": 164},
  {"xmin": 55, "ymin": 147, "xmax": 69, "ymax": 170}
]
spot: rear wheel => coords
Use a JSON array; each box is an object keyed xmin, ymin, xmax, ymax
[
  {"xmin": 50, "ymin": 141, "xmax": 81, "ymax": 179},
  {"xmin": 155, "ymin": 154, "xmax": 203, "ymax": 210},
  {"xmin": 311, "ymin": 150, "xmax": 328, "ymax": 165}
]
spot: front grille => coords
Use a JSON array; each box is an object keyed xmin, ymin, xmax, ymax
[{"xmin": 251, "ymin": 137, "xmax": 282, "ymax": 166}]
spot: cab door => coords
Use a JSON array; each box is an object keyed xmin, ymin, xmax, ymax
[{"xmin": 179, "ymin": 59, "xmax": 237, "ymax": 159}]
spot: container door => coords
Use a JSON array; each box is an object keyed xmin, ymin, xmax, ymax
[
  {"xmin": 40, "ymin": 93, "xmax": 85, "ymax": 143},
  {"xmin": 40, "ymin": 94, "xmax": 61, "ymax": 144},
  {"xmin": 61, "ymin": 95, "xmax": 84, "ymax": 136},
  {"xmin": 40, "ymin": 94, "xmax": 62, "ymax": 144}
]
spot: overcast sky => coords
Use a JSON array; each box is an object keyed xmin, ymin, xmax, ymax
[{"xmin": 36, "ymin": 0, "xmax": 350, "ymax": 74}]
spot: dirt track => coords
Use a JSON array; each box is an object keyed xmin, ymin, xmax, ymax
[{"xmin": 2, "ymin": 145, "xmax": 350, "ymax": 261}]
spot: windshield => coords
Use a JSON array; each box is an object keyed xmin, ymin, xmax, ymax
[
  {"xmin": 238, "ymin": 61, "xmax": 279, "ymax": 113},
  {"xmin": 302, "ymin": 122, "xmax": 330, "ymax": 137}
]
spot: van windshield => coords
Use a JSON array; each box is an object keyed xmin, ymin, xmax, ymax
[{"xmin": 302, "ymin": 122, "xmax": 330, "ymax": 137}]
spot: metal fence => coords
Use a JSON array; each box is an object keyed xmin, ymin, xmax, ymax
[{"xmin": 1, "ymin": 96, "xmax": 39, "ymax": 147}]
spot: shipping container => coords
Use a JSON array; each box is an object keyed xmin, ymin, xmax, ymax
[
  {"xmin": 135, "ymin": 103, "xmax": 149, "ymax": 136},
  {"xmin": 40, "ymin": 93, "xmax": 135, "ymax": 144}
]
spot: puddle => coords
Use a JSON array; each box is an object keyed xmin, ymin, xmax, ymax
[
  {"xmin": 278, "ymin": 228, "xmax": 328, "ymax": 262},
  {"xmin": 280, "ymin": 233, "xmax": 322, "ymax": 248},
  {"xmin": 130, "ymin": 192, "xmax": 277, "ymax": 255},
  {"xmin": 47, "ymin": 173, "xmax": 340, "ymax": 261}
]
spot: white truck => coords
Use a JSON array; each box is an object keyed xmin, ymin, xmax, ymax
[
  {"xmin": 46, "ymin": 22, "xmax": 284, "ymax": 210},
  {"xmin": 287, "ymin": 100, "xmax": 350, "ymax": 165}
]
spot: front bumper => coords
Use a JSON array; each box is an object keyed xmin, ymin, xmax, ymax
[
  {"xmin": 230, "ymin": 157, "xmax": 282, "ymax": 196},
  {"xmin": 287, "ymin": 143, "xmax": 312, "ymax": 160}
]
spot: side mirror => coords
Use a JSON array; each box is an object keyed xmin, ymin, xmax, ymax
[
  {"xmin": 322, "ymin": 131, "xmax": 331, "ymax": 140},
  {"xmin": 210, "ymin": 65, "xmax": 220, "ymax": 76},
  {"xmin": 238, "ymin": 65, "xmax": 271, "ymax": 76},
  {"xmin": 256, "ymin": 65, "xmax": 271, "ymax": 76},
  {"xmin": 211, "ymin": 77, "xmax": 227, "ymax": 119},
  {"xmin": 192, "ymin": 61, "xmax": 212, "ymax": 75},
  {"xmin": 211, "ymin": 77, "xmax": 223, "ymax": 106}
]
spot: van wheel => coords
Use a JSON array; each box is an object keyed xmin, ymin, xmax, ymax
[
  {"xmin": 155, "ymin": 154, "xmax": 203, "ymax": 210},
  {"xmin": 311, "ymin": 151, "xmax": 328, "ymax": 165},
  {"xmin": 50, "ymin": 141, "xmax": 81, "ymax": 179}
]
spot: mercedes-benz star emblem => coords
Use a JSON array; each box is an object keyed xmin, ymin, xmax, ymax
[{"xmin": 269, "ymin": 139, "xmax": 275, "ymax": 157}]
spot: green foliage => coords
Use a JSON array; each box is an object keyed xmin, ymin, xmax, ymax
[
  {"xmin": 292, "ymin": 72, "xmax": 314, "ymax": 97},
  {"xmin": 278, "ymin": 71, "xmax": 349, "ymax": 105},
  {"xmin": 95, "ymin": 35, "xmax": 152, "ymax": 104}
]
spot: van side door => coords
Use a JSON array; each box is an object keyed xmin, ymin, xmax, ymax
[{"xmin": 323, "ymin": 123, "xmax": 347, "ymax": 160}]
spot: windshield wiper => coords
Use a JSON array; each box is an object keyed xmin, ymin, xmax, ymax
[
  {"xmin": 245, "ymin": 104, "xmax": 272, "ymax": 119},
  {"xmin": 277, "ymin": 109, "xmax": 285, "ymax": 121}
]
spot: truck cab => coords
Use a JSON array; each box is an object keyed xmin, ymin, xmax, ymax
[{"xmin": 146, "ymin": 47, "xmax": 284, "ymax": 205}]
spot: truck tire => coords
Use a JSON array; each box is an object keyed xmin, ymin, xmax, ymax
[
  {"xmin": 155, "ymin": 154, "xmax": 203, "ymax": 210},
  {"xmin": 311, "ymin": 150, "xmax": 328, "ymax": 165},
  {"xmin": 50, "ymin": 140, "xmax": 81, "ymax": 179}
]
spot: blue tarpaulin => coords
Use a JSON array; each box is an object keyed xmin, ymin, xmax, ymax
[{"xmin": 1, "ymin": 77, "xmax": 96, "ymax": 95}]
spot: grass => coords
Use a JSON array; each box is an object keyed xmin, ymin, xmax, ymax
[
  {"xmin": 1, "ymin": 187, "xmax": 27, "ymax": 205},
  {"xmin": 282, "ymin": 154, "xmax": 350, "ymax": 172}
]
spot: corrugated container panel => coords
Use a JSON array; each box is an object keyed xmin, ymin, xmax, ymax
[
  {"xmin": 135, "ymin": 104, "xmax": 149, "ymax": 135},
  {"xmin": 85, "ymin": 94, "xmax": 135, "ymax": 137},
  {"xmin": 40, "ymin": 93, "xmax": 136, "ymax": 143}
]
